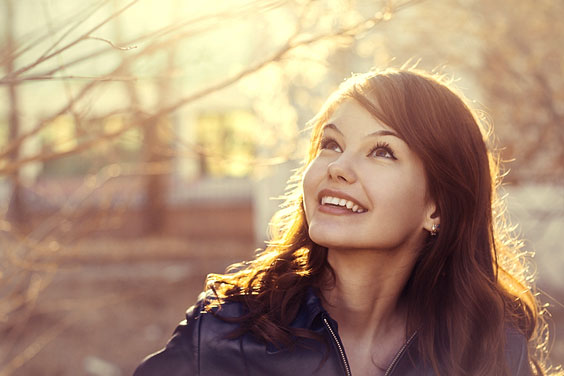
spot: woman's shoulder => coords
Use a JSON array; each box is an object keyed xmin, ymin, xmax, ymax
[
  {"xmin": 393, "ymin": 326, "xmax": 532, "ymax": 376},
  {"xmin": 505, "ymin": 326, "xmax": 533, "ymax": 376},
  {"xmin": 132, "ymin": 289, "xmax": 334, "ymax": 376},
  {"xmin": 133, "ymin": 291, "xmax": 245, "ymax": 376}
]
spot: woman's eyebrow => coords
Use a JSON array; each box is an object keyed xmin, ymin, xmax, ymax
[
  {"xmin": 322, "ymin": 123, "xmax": 401, "ymax": 139},
  {"xmin": 366, "ymin": 129, "xmax": 402, "ymax": 139},
  {"xmin": 321, "ymin": 123, "xmax": 343, "ymax": 135}
]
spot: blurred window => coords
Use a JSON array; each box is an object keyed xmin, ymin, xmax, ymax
[{"xmin": 196, "ymin": 110, "xmax": 257, "ymax": 178}]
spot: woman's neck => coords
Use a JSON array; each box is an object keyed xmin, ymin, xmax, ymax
[{"xmin": 320, "ymin": 247, "xmax": 417, "ymax": 341}]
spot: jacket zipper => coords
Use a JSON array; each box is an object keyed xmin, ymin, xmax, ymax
[
  {"xmin": 323, "ymin": 314, "xmax": 417, "ymax": 376},
  {"xmin": 322, "ymin": 316, "xmax": 352, "ymax": 376},
  {"xmin": 383, "ymin": 331, "xmax": 417, "ymax": 376}
]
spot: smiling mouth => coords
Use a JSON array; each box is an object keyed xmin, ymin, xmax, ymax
[{"xmin": 320, "ymin": 195, "xmax": 367, "ymax": 213}]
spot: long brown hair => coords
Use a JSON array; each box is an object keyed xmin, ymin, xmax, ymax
[{"xmin": 206, "ymin": 68, "xmax": 552, "ymax": 375}]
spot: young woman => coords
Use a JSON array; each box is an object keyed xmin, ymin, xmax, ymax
[{"xmin": 134, "ymin": 68, "xmax": 554, "ymax": 375}]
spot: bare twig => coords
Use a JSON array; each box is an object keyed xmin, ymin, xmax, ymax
[
  {"xmin": 0, "ymin": 0, "xmax": 419, "ymax": 174},
  {"xmin": 37, "ymin": 0, "xmax": 112, "ymax": 61},
  {"xmin": 0, "ymin": 312, "xmax": 78, "ymax": 376},
  {"xmin": 0, "ymin": 0, "xmax": 139, "ymax": 81},
  {"xmin": 0, "ymin": 74, "xmax": 138, "ymax": 83},
  {"xmin": 85, "ymin": 36, "xmax": 138, "ymax": 51},
  {"xmin": 0, "ymin": 1, "xmax": 109, "ymax": 67},
  {"xmin": 150, "ymin": 1, "xmax": 415, "ymax": 119},
  {"xmin": 0, "ymin": 119, "xmax": 143, "ymax": 175},
  {"xmin": 2, "ymin": 0, "xmax": 288, "ymax": 85},
  {"xmin": 0, "ymin": 79, "xmax": 98, "ymax": 162}
]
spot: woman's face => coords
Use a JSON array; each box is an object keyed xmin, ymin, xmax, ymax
[{"xmin": 302, "ymin": 98, "xmax": 436, "ymax": 253}]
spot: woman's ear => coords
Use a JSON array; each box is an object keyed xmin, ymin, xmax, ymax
[{"xmin": 423, "ymin": 202, "xmax": 440, "ymax": 235}]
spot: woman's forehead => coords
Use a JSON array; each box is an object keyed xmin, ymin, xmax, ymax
[{"xmin": 323, "ymin": 98, "xmax": 396, "ymax": 134}]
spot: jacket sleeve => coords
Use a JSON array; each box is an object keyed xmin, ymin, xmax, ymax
[
  {"xmin": 133, "ymin": 294, "xmax": 205, "ymax": 376},
  {"xmin": 506, "ymin": 328, "xmax": 533, "ymax": 376}
]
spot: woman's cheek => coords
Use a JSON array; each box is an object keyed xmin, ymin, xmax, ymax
[{"xmin": 301, "ymin": 161, "xmax": 320, "ymax": 222}]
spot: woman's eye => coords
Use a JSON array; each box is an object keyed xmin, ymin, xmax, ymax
[
  {"xmin": 320, "ymin": 138, "xmax": 342, "ymax": 152},
  {"xmin": 368, "ymin": 144, "xmax": 396, "ymax": 160}
]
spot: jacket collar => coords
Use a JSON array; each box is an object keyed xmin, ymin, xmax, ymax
[{"xmin": 302, "ymin": 287, "xmax": 326, "ymax": 327}]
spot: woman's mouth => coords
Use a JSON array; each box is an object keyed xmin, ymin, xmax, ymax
[{"xmin": 320, "ymin": 195, "xmax": 367, "ymax": 213}]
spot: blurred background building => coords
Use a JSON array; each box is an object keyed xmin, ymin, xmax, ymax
[{"xmin": 0, "ymin": 0, "xmax": 562, "ymax": 375}]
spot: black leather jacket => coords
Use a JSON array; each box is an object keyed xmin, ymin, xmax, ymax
[{"xmin": 134, "ymin": 289, "xmax": 532, "ymax": 375}]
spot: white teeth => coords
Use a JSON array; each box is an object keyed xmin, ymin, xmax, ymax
[{"xmin": 320, "ymin": 195, "xmax": 366, "ymax": 213}]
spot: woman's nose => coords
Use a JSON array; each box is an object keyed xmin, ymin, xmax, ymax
[{"xmin": 327, "ymin": 157, "xmax": 357, "ymax": 183}]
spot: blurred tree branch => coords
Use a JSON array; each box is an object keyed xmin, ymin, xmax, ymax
[
  {"xmin": 0, "ymin": 0, "xmax": 140, "ymax": 82},
  {"xmin": 470, "ymin": 0, "xmax": 564, "ymax": 182},
  {"xmin": 0, "ymin": 0, "xmax": 421, "ymax": 175}
]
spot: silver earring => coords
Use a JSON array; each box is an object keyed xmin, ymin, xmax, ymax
[{"xmin": 430, "ymin": 223, "xmax": 440, "ymax": 236}]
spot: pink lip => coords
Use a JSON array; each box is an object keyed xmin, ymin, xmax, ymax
[{"xmin": 317, "ymin": 188, "xmax": 367, "ymax": 213}]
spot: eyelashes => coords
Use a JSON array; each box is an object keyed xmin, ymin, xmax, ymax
[
  {"xmin": 319, "ymin": 137, "xmax": 342, "ymax": 152},
  {"xmin": 319, "ymin": 136, "xmax": 397, "ymax": 160},
  {"xmin": 368, "ymin": 141, "xmax": 397, "ymax": 160}
]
